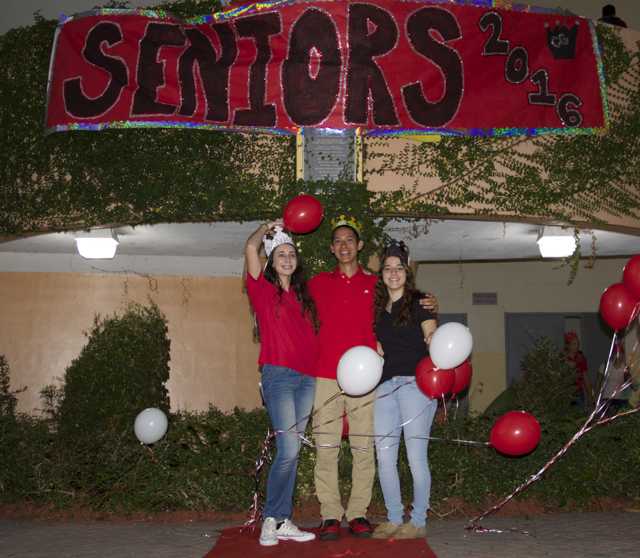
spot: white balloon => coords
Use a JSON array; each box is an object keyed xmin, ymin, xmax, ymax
[
  {"xmin": 134, "ymin": 407, "xmax": 168, "ymax": 444},
  {"xmin": 337, "ymin": 346, "xmax": 384, "ymax": 396},
  {"xmin": 430, "ymin": 323, "xmax": 473, "ymax": 370}
]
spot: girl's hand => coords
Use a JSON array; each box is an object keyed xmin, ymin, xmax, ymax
[
  {"xmin": 264, "ymin": 218, "xmax": 284, "ymax": 233},
  {"xmin": 419, "ymin": 293, "xmax": 438, "ymax": 313}
]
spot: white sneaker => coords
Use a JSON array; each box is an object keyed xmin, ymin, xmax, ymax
[
  {"xmin": 275, "ymin": 519, "xmax": 316, "ymax": 543},
  {"xmin": 259, "ymin": 517, "xmax": 278, "ymax": 546}
]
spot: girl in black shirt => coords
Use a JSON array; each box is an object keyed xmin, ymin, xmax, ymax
[{"xmin": 371, "ymin": 241, "xmax": 437, "ymax": 540}]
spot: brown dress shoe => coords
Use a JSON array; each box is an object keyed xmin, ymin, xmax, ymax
[
  {"xmin": 372, "ymin": 521, "xmax": 401, "ymax": 539},
  {"xmin": 394, "ymin": 522, "xmax": 427, "ymax": 539}
]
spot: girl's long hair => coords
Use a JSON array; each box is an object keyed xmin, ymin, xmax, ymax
[
  {"xmin": 374, "ymin": 255, "xmax": 422, "ymax": 327},
  {"xmin": 264, "ymin": 246, "xmax": 320, "ymax": 332}
]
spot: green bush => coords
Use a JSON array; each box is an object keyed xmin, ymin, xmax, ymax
[
  {"xmin": 0, "ymin": 356, "xmax": 36, "ymax": 501},
  {"xmin": 485, "ymin": 337, "xmax": 579, "ymax": 419},
  {"xmin": 428, "ymin": 411, "xmax": 640, "ymax": 509},
  {"xmin": 32, "ymin": 302, "xmax": 171, "ymax": 507},
  {"xmin": 516, "ymin": 337, "xmax": 579, "ymax": 417},
  {"xmin": 2, "ymin": 403, "xmax": 639, "ymax": 513},
  {"xmin": 2, "ymin": 335, "xmax": 639, "ymax": 513},
  {"xmin": 432, "ymin": 337, "xmax": 639, "ymax": 509},
  {"xmin": 57, "ymin": 302, "xmax": 170, "ymax": 442},
  {"xmin": 1, "ymin": 404, "xmax": 639, "ymax": 513},
  {"xmin": 0, "ymin": 355, "xmax": 18, "ymax": 418}
]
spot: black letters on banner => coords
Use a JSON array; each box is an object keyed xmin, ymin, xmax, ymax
[
  {"xmin": 282, "ymin": 9, "xmax": 341, "ymax": 125},
  {"xmin": 478, "ymin": 12, "xmax": 509, "ymax": 56},
  {"xmin": 478, "ymin": 11, "xmax": 583, "ymax": 127},
  {"xmin": 233, "ymin": 13, "xmax": 281, "ymax": 127},
  {"xmin": 528, "ymin": 69, "xmax": 556, "ymax": 106},
  {"xmin": 505, "ymin": 46, "xmax": 529, "ymax": 84},
  {"xmin": 178, "ymin": 25, "xmax": 237, "ymax": 122},
  {"xmin": 63, "ymin": 22, "xmax": 128, "ymax": 118},
  {"xmin": 345, "ymin": 3, "xmax": 399, "ymax": 125},
  {"xmin": 556, "ymin": 93, "xmax": 583, "ymax": 126},
  {"xmin": 402, "ymin": 7, "xmax": 463, "ymax": 127},
  {"xmin": 132, "ymin": 23, "xmax": 185, "ymax": 115},
  {"xmin": 55, "ymin": 4, "xmax": 594, "ymax": 131}
]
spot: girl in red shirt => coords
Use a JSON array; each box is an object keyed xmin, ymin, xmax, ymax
[{"xmin": 245, "ymin": 221, "xmax": 319, "ymax": 547}]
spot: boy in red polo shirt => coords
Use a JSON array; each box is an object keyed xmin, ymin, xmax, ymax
[
  {"xmin": 309, "ymin": 217, "xmax": 377, "ymax": 540},
  {"xmin": 309, "ymin": 217, "xmax": 438, "ymax": 541}
]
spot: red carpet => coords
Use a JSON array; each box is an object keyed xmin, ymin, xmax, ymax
[{"xmin": 204, "ymin": 526, "xmax": 438, "ymax": 557}]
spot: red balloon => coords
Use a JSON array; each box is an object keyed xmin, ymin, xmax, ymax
[
  {"xmin": 451, "ymin": 360, "xmax": 473, "ymax": 396},
  {"xmin": 283, "ymin": 194, "xmax": 324, "ymax": 234},
  {"xmin": 490, "ymin": 411, "xmax": 541, "ymax": 457},
  {"xmin": 416, "ymin": 357, "xmax": 454, "ymax": 399},
  {"xmin": 623, "ymin": 255, "xmax": 640, "ymax": 301},
  {"xmin": 599, "ymin": 282, "xmax": 637, "ymax": 331}
]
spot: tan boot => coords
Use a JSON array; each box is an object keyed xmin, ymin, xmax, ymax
[
  {"xmin": 372, "ymin": 521, "xmax": 401, "ymax": 539},
  {"xmin": 394, "ymin": 522, "xmax": 427, "ymax": 539}
]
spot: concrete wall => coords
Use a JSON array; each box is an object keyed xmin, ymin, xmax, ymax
[
  {"xmin": 1, "ymin": 257, "xmax": 628, "ymax": 416},
  {"xmin": 415, "ymin": 257, "xmax": 628, "ymax": 413},
  {"xmin": 0, "ymin": 272, "xmax": 261, "ymax": 414}
]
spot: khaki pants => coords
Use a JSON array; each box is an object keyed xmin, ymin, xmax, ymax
[{"xmin": 313, "ymin": 377, "xmax": 376, "ymax": 521}]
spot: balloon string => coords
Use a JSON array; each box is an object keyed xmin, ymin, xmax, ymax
[
  {"xmin": 629, "ymin": 301, "xmax": 640, "ymax": 326},
  {"xmin": 308, "ymin": 430, "xmax": 489, "ymax": 447},
  {"xmin": 243, "ymin": 386, "xmax": 364, "ymax": 523},
  {"xmin": 624, "ymin": 319, "xmax": 640, "ymax": 374},
  {"xmin": 468, "ymin": 525, "xmax": 532, "ymax": 535},
  {"xmin": 376, "ymin": 402, "xmax": 433, "ymax": 450},
  {"xmin": 417, "ymin": 435, "xmax": 490, "ymax": 447},
  {"xmin": 244, "ymin": 377, "xmax": 484, "ymax": 521},
  {"xmin": 309, "ymin": 379, "xmax": 414, "ymax": 438},
  {"xmin": 593, "ymin": 331, "xmax": 618, "ymax": 412},
  {"xmin": 242, "ymin": 428, "xmax": 273, "ymax": 532},
  {"xmin": 468, "ymin": 332, "xmax": 640, "ymax": 532},
  {"xmin": 242, "ymin": 384, "xmax": 387, "ymax": 523},
  {"xmin": 294, "ymin": 379, "xmax": 453, "ymax": 450},
  {"xmin": 143, "ymin": 445, "xmax": 158, "ymax": 463}
]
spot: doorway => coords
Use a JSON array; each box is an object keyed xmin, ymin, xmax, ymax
[{"xmin": 505, "ymin": 312, "xmax": 612, "ymax": 387}]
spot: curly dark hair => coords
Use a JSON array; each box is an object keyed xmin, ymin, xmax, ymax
[
  {"xmin": 264, "ymin": 247, "xmax": 320, "ymax": 332},
  {"xmin": 374, "ymin": 254, "xmax": 423, "ymax": 327}
]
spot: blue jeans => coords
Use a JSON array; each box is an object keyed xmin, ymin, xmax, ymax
[
  {"xmin": 261, "ymin": 365, "xmax": 316, "ymax": 520},
  {"xmin": 374, "ymin": 376, "xmax": 437, "ymax": 527}
]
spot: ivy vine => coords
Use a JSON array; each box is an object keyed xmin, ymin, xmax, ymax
[
  {"xmin": 1, "ymin": 2, "xmax": 639, "ymax": 277},
  {"xmin": 365, "ymin": 25, "xmax": 640, "ymax": 225}
]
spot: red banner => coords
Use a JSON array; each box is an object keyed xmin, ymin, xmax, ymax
[{"xmin": 45, "ymin": 1, "xmax": 607, "ymax": 136}]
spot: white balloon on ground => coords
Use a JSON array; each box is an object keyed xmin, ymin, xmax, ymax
[
  {"xmin": 134, "ymin": 407, "xmax": 168, "ymax": 444},
  {"xmin": 337, "ymin": 346, "xmax": 384, "ymax": 396},
  {"xmin": 429, "ymin": 323, "xmax": 473, "ymax": 370}
]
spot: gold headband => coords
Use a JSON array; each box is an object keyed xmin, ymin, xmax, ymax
[{"xmin": 330, "ymin": 215, "xmax": 362, "ymax": 236}]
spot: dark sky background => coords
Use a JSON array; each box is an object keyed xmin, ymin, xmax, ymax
[{"xmin": 2, "ymin": 0, "xmax": 638, "ymax": 34}]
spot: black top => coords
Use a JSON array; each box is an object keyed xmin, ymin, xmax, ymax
[{"xmin": 375, "ymin": 294, "xmax": 437, "ymax": 383}]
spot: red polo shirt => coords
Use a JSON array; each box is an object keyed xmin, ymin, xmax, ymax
[
  {"xmin": 309, "ymin": 267, "xmax": 377, "ymax": 379},
  {"xmin": 246, "ymin": 273, "xmax": 318, "ymax": 376}
]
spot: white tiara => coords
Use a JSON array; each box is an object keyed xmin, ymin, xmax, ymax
[{"xmin": 263, "ymin": 226, "xmax": 294, "ymax": 258}]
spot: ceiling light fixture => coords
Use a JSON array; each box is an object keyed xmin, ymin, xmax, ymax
[
  {"xmin": 537, "ymin": 226, "xmax": 577, "ymax": 258},
  {"xmin": 75, "ymin": 229, "xmax": 119, "ymax": 259}
]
